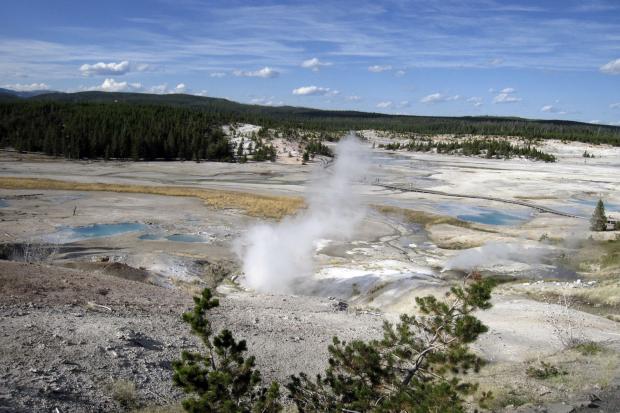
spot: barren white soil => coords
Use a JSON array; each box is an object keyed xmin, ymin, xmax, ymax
[{"xmin": 1, "ymin": 136, "xmax": 619, "ymax": 411}]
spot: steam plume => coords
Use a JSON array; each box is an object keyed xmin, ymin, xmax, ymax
[
  {"xmin": 443, "ymin": 241, "xmax": 551, "ymax": 272},
  {"xmin": 237, "ymin": 134, "xmax": 369, "ymax": 293}
]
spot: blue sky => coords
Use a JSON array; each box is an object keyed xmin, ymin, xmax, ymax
[{"xmin": 1, "ymin": 0, "xmax": 619, "ymax": 124}]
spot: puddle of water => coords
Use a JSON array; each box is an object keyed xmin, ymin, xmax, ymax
[
  {"xmin": 457, "ymin": 210, "xmax": 526, "ymax": 226},
  {"xmin": 550, "ymin": 198, "xmax": 620, "ymax": 217},
  {"xmin": 435, "ymin": 203, "xmax": 531, "ymax": 226},
  {"xmin": 46, "ymin": 223, "xmax": 146, "ymax": 243},
  {"xmin": 570, "ymin": 198, "xmax": 619, "ymax": 214},
  {"xmin": 0, "ymin": 199, "xmax": 8, "ymax": 208}
]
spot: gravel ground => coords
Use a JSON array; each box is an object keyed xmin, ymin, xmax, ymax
[{"xmin": 0, "ymin": 260, "xmax": 383, "ymax": 412}]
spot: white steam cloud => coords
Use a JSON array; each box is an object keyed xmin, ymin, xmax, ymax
[
  {"xmin": 443, "ymin": 241, "xmax": 551, "ymax": 272},
  {"xmin": 237, "ymin": 134, "xmax": 369, "ymax": 293}
]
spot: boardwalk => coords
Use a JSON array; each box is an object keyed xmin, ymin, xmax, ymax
[
  {"xmin": 321, "ymin": 155, "xmax": 583, "ymax": 219},
  {"xmin": 374, "ymin": 182, "xmax": 584, "ymax": 219}
]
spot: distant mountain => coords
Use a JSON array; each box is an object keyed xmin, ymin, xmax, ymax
[{"xmin": 0, "ymin": 87, "xmax": 60, "ymax": 98}]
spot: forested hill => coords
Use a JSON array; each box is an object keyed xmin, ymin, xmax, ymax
[
  {"xmin": 1, "ymin": 90, "xmax": 620, "ymax": 160},
  {"xmin": 29, "ymin": 91, "xmax": 620, "ymax": 144},
  {"xmin": 0, "ymin": 100, "xmax": 231, "ymax": 161}
]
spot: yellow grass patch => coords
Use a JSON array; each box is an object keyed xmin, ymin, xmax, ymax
[
  {"xmin": 374, "ymin": 204, "xmax": 497, "ymax": 233},
  {"xmin": 0, "ymin": 177, "xmax": 305, "ymax": 219}
]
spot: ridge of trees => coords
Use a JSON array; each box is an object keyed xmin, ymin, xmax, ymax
[
  {"xmin": 382, "ymin": 138, "xmax": 557, "ymax": 162},
  {"xmin": 0, "ymin": 101, "xmax": 231, "ymax": 161},
  {"xmin": 5, "ymin": 91, "xmax": 620, "ymax": 147}
]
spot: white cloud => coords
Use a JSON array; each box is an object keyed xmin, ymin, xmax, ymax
[
  {"xmin": 489, "ymin": 58, "xmax": 504, "ymax": 66},
  {"xmin": 368, "ymin": 65, "xmax": 392, "ymax": 73},
  {"xmin": 301, "ymin": 57, "xmax": 332, "ymax": 71},
  {"xmin": 233, "ymin": 66, "xmax": 279, "ymax": 78},
  {"xmin": 250, "ymin": 96, "xmax": 284, "ymax": 106},
  {"xmin": 292, "ymin": 85, "xmax": 333, "ymax": 96},
  {"xmin": 85, "ymin": 81, "xmax": 189, "ymax": 95},
  {"xmin": 600, "ymin": 58, "xmax": 620, "ymax": 74},
  {"xmin": 80, "ymin": 61, "xmax": 130, "ymax": 76},
  {"xmin": 610, "ymin": 102, "xmax": 620, "ymax": 109},
  {"xmin": 148, "ymin": 84, "xmax": 168, "ymax": 94},
  {"xmin": 493, "ymin": 89, "xmax": 521, "ymax": 103},
  {"xmin": 376, "ymin": 101, "xmax": 393, "ymax": 108},
  {"xmin": 467, "ymin": 96, "xmax": 483, "ymax": 107},
  {"xmin": 210, "ymin": 72, "xmax": 227, "ymax": 78},
  {"xmin": 541, "ymin": 105, "xmax": 566, "ymax": 114},
  {"xmin": 146, "ymin": 83, "xmax": 189, "ymax": 94},
  {"xmin": 590, "ymin": 120, "xmax": 601, "ymax": 124},
  {"xmin": 346, "ymin": 95, "xmax": 362, "ymax": 101},
  {"xmin": 90, "ymin": 78, "xmax": 141, "ymax": 92},
  {"xmin": 135, "ymin": 63, "xmax": 150, "ymax": 72},
  {"xmin": 395, "ymin": 69, "xmax": 406, "ymax": 77},
  {"xmin": 2, "ymin": 82, "xmax": 49, "ymax": 91},
  {"xmin": 399, "ymin": 100, "xmax": 410, "ymax": 107},
  {"xmin": 420, "ymin": 93, "xmax": 460, "ymax": 103}
]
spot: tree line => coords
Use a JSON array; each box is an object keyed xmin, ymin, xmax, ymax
[
  {"xmin": 382, "ymin": 138, "xmax": 557, "ymax": 162},
  {"xmin": 0, "ymin": 101, "xmax": 232, "ymax": 161},
  {"xmin": 6, "ymin": 91, "xmax": 620, "ymax": 147},
  {"xmin": 2, "ymin": 95, "xmax": 620, "ymax": 163}
]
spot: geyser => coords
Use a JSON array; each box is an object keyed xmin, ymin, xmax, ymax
[{"xmin": 237, "ymin": 134, "xmax": 370, "ymax": 293}]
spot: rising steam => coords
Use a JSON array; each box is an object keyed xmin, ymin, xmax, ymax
[
  {"xmin": 442, "ymin": 241, "xmax": 551, "ymax": 272},
  {"xmin": 236, "ymin": 134, "xmax": 370, "ymax": 293}
]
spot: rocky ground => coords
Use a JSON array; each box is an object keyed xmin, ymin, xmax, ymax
[{"xmin": 0, "ymin": 260, "xmax": 384, "ymax": 412}]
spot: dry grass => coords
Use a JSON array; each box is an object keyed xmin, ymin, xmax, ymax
[
  {"xmin": 475, "ymin": 347, "xmax": 620, "ymax": 410},
  {"xmin": 0, "ymin": 177, "xmax": 304, "ymax": 219},
  {"xmin": 108, "ymin": 379, "xmax": 138, "ymax": 408},
  {"xmin": 374, "ymin": 204, "xmax": 497, "ymax": 233}
]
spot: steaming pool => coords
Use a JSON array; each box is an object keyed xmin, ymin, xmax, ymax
[
  {"xmin": 43, "ymin": 223, "xmax": 147, "ymax": 243},
  {"xmin": 43, "ymin": 222, "xmax": 214, "ymax": 245}
]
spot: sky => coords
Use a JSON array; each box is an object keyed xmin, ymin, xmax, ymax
[{"xmin": 1, "ymin": 0, "xmax": 619, "ymax": 124}]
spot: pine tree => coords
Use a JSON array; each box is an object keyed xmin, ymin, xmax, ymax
[
  {"xmin": 286, "ymin": 277, "xmax": 494, "ymax": 412},
  {"xmin": 174, "ymin": 278, "xmax": 495, "ymax": 412},
  {"xmin": 590, "ymin": 199, "xmax": 607, "ymax": 231},
  {"xmin": 172, "ymin": 289, "xmax": 282, "ymax": 413}
]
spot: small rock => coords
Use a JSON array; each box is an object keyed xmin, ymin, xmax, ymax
[{"xmin": 544, "ymin": 402, "xmax": 575, "ymax": 413}]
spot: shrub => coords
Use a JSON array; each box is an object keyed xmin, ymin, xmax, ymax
[
  {"xmin": 108, "ymin": 379, "xmax": 138, "ymax": 409},
  {"xmin": 525, "ymin": 361, "xmax": 566, "ymax": 379},
  {"xmin": 572, "ymin": 341, "xmax": 603, "ymax": 356}
]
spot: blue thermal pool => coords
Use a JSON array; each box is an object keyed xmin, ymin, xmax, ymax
[{"xmin": 47, "ymin": 223, "xmax": 146, "ymax": 243}]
